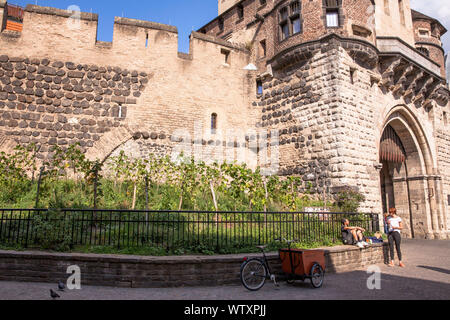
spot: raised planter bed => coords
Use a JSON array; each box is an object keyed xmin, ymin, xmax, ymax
[{"xmin": 0, "ymin": 243, "xmax": 388, "ymax": 288}]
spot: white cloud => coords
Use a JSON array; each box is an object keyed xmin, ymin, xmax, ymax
[{"xmin": 410, "ymin": 0, "xmax": 450, "ymax": 54}]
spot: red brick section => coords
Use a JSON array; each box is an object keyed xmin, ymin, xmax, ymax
[
  {"xmin": 412, "ymin": 19, "xmax": 446, "ymax": 77},
  {"xmin": 0, "ymin": 244, "xmax": 388, "ymax": 288},
  {"xmin": 201, "ymin": 0, "xmax": 375, "ymax": 72}
]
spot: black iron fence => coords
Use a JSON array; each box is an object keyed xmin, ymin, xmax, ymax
[{"xmin": 0, "ymin": 209, "xmax": 380, "ymax": 251}]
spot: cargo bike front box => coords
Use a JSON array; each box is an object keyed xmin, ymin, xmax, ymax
[{"xmin": 279, "ymin": 248, "xmax": 326, "ymax": 288}]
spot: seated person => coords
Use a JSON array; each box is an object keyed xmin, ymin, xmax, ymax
[{"xmin": 341, "ymin": 219, "xmax": 368, "ymax": 248}]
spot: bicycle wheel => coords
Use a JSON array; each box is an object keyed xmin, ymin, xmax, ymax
[
  {"xmin": 240, "ymin": 258, "xmax": 268, "ymax": 291},
  {"xmin": 310, "ymin": 263, "xmax": 324, "ymax": 289}
]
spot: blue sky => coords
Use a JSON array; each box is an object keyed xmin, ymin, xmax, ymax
[{"xmin": 11, "ymin": 0, "xmax": 218, "ymax": 53}]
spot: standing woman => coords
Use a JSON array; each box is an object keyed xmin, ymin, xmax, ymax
[{"xmin": 387, "ymin": 208, "xmax": 405, "ymax": 268}]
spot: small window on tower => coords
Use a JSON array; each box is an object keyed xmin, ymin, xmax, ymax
[
  {"xmin": 221, "ymin": 48, "xmax": 230, "ymax": 65},
  {"xmin": 419, "ymin": 29, "xmax": 430, "ymax": 37},
  {"xmin": 326, "ymin": 9, "xmax": 339, "ymax": 27},
  {"xmin": 237, "ymin": 4, "xmax": 244, "ymax": 20},
  {"xmin": 257, "ymin": 80, "xmax": 263, "ymax": 96},
  {"xmin": 324, "ymin": 0, "xmax": 341, "ymax": 28},
  {"xmin": 350, "ymin": 68, "xmax": 356, "ymax": 84},
  {"xmin": 259, "ymin": 40, "xmax": 266, "ymax": 58},
  {"xmin": 417, "ymin": 47, "xmax": 430, "ymax": 57}
]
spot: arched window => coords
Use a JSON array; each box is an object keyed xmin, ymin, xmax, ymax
[{"xmin": 211, "ymin": 113, "xmax": 218, "ymax": 134}]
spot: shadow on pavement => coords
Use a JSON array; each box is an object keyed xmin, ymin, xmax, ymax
[
  {"xmin": 417, "ymin": 265, "xmax": 450, "ymax": 275},
  {"xmin": 279, "ymin": 269, "xmax": 450, "ymax": 300}
]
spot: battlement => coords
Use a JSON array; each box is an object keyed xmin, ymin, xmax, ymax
[
  {"xmin": 114, "ymin": 17, "xmax": 177, "ymax": 34},
  {"xmin": 24, "ymin": 4, "xmax": 98, "ymax": 21},
  {"xmin": 0, "ymin": 2, "xmax": 249, "ymax": 67}
]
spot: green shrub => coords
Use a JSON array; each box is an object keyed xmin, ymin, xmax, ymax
[
  {"xmin": 334, "ymin": 187, "xmax": 366, "ymax": 213},
  {"xmin": 31, "ymin": 209, "xmax": 72, "ymax": 251}
]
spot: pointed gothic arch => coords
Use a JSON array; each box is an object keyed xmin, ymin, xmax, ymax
[{"xmin": 379, "ymin": 105, "xmax": 447, "ymax": 239}]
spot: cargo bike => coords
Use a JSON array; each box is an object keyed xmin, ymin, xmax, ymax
[{"xmin": 240, "ymin": 239, "xmax": 326, "ymax": 291}]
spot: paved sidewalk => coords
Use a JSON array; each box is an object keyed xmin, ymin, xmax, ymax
[{"xmin": 0, "ymin": 239, "xmax": 448, "ymax": 300}]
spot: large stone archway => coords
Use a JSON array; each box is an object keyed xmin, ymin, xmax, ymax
[
  {"xmin": 379, "ymin": 106, "xmax": 447, "ymax": 239},
  {"xmin": 85, "ymin": 125, "xmax": 135, "ymax": 164}
]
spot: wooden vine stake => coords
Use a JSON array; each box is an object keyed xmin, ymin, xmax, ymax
[
  {"xmin": 35, "ymin": 166, "xmax": 45, "ymax": 209},
  {"xmin": 263, "ymin": 177, "xmax": 268, "ymax": 223},
  {"xmin": 145, "ymin": 175, "xmax": 149, "ymax": 222},
  {"xmin": 210, "ymin": 180, "xmax": 219, "ymax": 223}
]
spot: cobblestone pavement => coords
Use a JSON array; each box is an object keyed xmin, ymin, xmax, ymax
[{"xmin": 0, "ymin": 239, "xmax": 448, "ymax": 300}]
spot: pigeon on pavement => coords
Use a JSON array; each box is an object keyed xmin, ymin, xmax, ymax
[
  {"xmin": 58, "ymin": 281, "xmax": 65, "ymax": 292},
  {"xmin": 50, "ymin": 289, "xmax": 60, "ymax": 299}
]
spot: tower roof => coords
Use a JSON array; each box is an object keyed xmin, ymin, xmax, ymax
[{"xmin": 411, "ymin": 9, "xmax": 447, "ymax": 35}]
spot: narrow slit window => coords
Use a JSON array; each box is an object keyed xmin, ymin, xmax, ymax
[
  {"xmin": 218, "ymin": 17, "xmax": 224, "ymax": 32},
  {"xmin": 145, "ymin": 33, "xmax": 149, "ymax": 48},
  {"xmin": 350, "ymin": 68, "xmax": 356, "ymax": 84},
  {"xmin": 211, "ymin": 113, "xmax": 218, "ymax": 134},
  {"xmin": 259, "ymin": 40, "xmax": 266, "ymax": 58},
  {"xmin": 444, "ymin": 111, "xmax": 448, "ymax": 126},
  {"xmin": 237, "ymin": 4, "xmax": 244, "ymax": 20},
  {"xmin": 257, "ymin": 80, "xmax": 263, "ymax": 95},
  {"xmin": 221, "ymin": 48, "xmax": 230, "ymax": 64}
]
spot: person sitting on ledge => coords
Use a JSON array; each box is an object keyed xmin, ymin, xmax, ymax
[{"xmin": 341, "ymin": 219, "xmax": 369, "ymax": 248}]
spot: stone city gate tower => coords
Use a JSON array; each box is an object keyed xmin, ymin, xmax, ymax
[{"xmin": 0, "ymin": 0, "xmax": 449, "ymax": 239}]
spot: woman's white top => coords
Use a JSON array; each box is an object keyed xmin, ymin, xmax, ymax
[{"xmin": 388, "ymin": 216, "xmax": 402, "ymax": 234}]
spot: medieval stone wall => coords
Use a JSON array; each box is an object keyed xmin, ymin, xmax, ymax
[
  {"xmin": 0, "ymin": 5, "xmax": 260, "ymax": 167},
  {"xmin": 436, "ymin": 127, "xmax": 450, "ymax": 230}
]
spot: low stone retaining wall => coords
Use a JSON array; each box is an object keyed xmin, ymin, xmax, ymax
[{"xmin": 0, "ymin": 243, "xmax": 389, "ymax": 288}]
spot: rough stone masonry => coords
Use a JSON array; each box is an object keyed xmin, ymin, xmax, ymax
[{"xmin": 0, "ymin": 0, "xmax": 449, "ymax": 239}]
